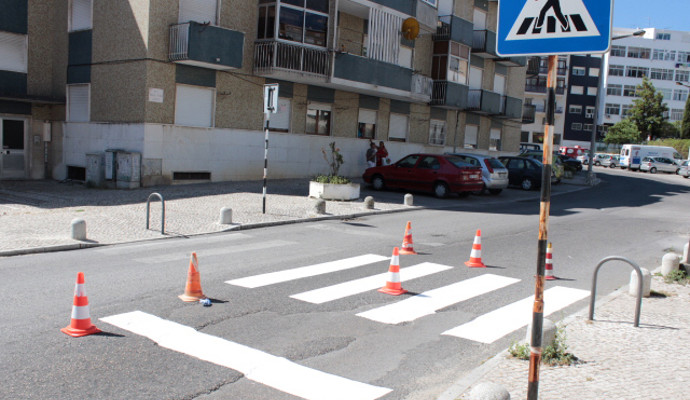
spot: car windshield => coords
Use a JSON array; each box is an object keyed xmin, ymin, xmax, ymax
[
  {"xmin": 445, "ymin": 155, "xmax": 473, "ymax": 168},
  {"xmin": 486, "ymin": 158, "xmax": 505, "ymax": 169}
]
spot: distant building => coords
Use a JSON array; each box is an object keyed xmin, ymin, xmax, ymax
[
  {"xmin": 562, "ymin": 54, "xmax": 603, "ymax": 149},
  {"xmin": 521, "ymin": 56, "xmax": 568, "ymax": 148}
]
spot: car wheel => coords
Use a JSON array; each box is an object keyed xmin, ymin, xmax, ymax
[
  {"xmin": 488, "ymin": 188, "xmax": 502, "ymax": 195},
  {"xmin": 433, "ymin": 182, "xmax": 449, "ymax": 198},
  {"xmin": 650, "ymin": 167, "xmax": 657, "ymax": 174},
  {"xmin": 595, "ymin": 161, "xmax": 601, "ymax": 166},
  {"xmin": 372, "ymin": 175, "xmax": 385, "ymax": 190},
  {"xmin": 684, "ymin": 175, "xmax": 689, "ymax": 179},
  {"xmin": 676, "ymin": 168, "xmax": 681, "ymax": 175},
  {"xmin": 609, "ymin": 163, "xmax": 616, "ymax": 168},
  {"xmin": 521, "ymin": 178, "xmax": 533, "ymax": 191}
]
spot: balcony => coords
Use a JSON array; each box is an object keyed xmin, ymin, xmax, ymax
[
  {"xmin": 497, "ymin": 95, "xmax": 523, "ymax": 120},
  {"xmin": 471, "ymin": 30, "xmax": 497, "ymax": 58},
  {"xmin": 522, "ymin": 104, "xmax": 536, "ymax": 123},
  {"xmin": 525, "ymin": 85, "xmax": 565, "ymax": 95},
  {"xmin": 433, "ymin": 15, "xmax": 473, "ymax": 47},
  {"xmin": 253, "ymin": 41, "xmax": 330, "ymax": 83},
  {"xmin": 368, "ymin": 0, "xmax": 438, "ymax": 30},
  {"xmin": 467, "ymin": 89, "xmax": 501, "ymax": 114},
  {"xmin": 169, "ymin": 22, "xmax": 244, "ymax": 70},
  {"xmin": 431, "ymin": 80, "xmax": 469, "ymax": 109},
  {"xmin": 538, "ymin": 66, "xmax": 568, "ymax": 76},
  {"xmin": 533, "ymin": 104, "xmax": 564, "ymax": 113}
]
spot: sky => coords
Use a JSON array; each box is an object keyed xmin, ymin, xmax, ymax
[{"xmin": 613, "ymin": 0, "xmax": 690, "ymax": 31}]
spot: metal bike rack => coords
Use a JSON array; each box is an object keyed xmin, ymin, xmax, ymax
[
  {"xmin": 146, "ymin": 192, "xmax": 165, "ymax": 234},
  {"xmin": 588, "ymin": 256, "xmax": 643, "ymax": 327}
]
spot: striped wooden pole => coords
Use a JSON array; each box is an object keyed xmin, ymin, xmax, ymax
[{"xmin": 527, "ymin": 54, "xmax": 557, "ymax": 400}]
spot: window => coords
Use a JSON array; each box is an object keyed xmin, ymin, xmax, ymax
[
  {"xmin": 586, "ymin": 106, "xmax": 595, "ymax": 119},
  {"xmin": 67, "ymin": 84, "xmax": 90, "ymax": 122},
  {"xmin": 572, "ymin": 66, "xmax": 586, "ymax": 76},
  {"xmin": 678, "ymin": 51, "xmax": 690, "ymax": 63},
  {"xmin": 448, "ymin": 42, "xmax": 470, "ymax": 84},
  {"xmin": 469, "ymin": 66, "xmax": 483, "ymax": 90},
  {"xmin": 428, "ymin": 119, "xmax": 446, "ymax": 146},
  {"xmin": 674, "ymin": 90, "xmax": 688, "ymax": 102},
  {"xmin": 606, "ymin": 84, "xmax": 622, "ymax": 96},
  {"xmin": 676, "ymin": 70, "xmax": 690, "ymax": 83},
  {"xmin": 421, "ymin": 0, "xmax": 437, "ymax": 7},
  {"xmin": 586, "ymin": 86, "xmax": 597, "ymax": 96},
  {"xmin": 570, "ymin": 85, "xmax": 584, "ymax": 95},
  {"xmin": 650, "ymin": 68, "xmax": 674, "ymax": 81},
  {"xmin": 571, "ymin": 123, "xmax": 582, "ymax": 131},
  {"xmin": 69, "ymin": 0, "xmax": 92, "ymax": 31},
  {"xmin": 306, "ymin": 103, "xmax": 331, "ymax": 135},
  {"xmin": 621, "ymin": 104, "xmax": 633, "ymax": 116},
  {"xmin": 623, "ymin": 85, "xmax": 637, "ymax": 97},
  {"xmin": 388, "ymin": 113, "xmax": 408, "ymax": 142},
  {"xmin": 605, "ymin": 103, "xmax": 620, "ymax": 115},
  {"xmin": 625, "ymin": 66, "xmax": 648, "ymax": 78},
  {"xmin": 608, "ymin": 64, "xmax": 624, "ymax": 76},
  {"xmin": 656, "ymin": 32, "xmax": 671, "ymax": 40},
  {"xmin": 269, "ymin": 98, "xmax": 291, "ymax": 132},
  {"xmin": 179, "ymin": 0, "xmax": 218, "ymax": 24},
  {"xmin": 257, "ymin": 3, "xmax": 276, "ymax": 39},
  {"xmin": 583, "ymin": 123, "xmax": 594, "ymax": 131},
  {"xmin": 659, "ymin": 88, "xmax": 673, "ymax": 99},
  {"xmin": 489, "ymin": 128, "xmax": 501, "ymax": 151},
  {"xmin": 278, "ymin": 0, "xmax": 329, "ymax": 47},
  {"xmin": 569, "ymin": 105, "xmax": 582, "ymax": 114},
  {"xmin": 610, "ymin": 45, "xmax": 626, "ymax": 57},
  {"xmin": 0, "ymin": 32, "xmax": 28, "ymax": 73},
  {"xmin": 357, "ymin": 109, "xmax": 376, "ymax": 139},
  {"xmin": 589, "ymin": 67, "xmax": 600, "ymax": 77},
  {"xmin": 464, "ymin": 125, "xmax": 478, "ymax": 149},
  {"xmin": 671, "ymin": 109, "xmax": 684, "ymax": 120},
  {"xmin": 627, "ymin": 47, "xmax": 651, "ymax": 59},
  {"xmin": 175, "ymin": 84, "xmax": 214, "ymax": 127},
  {"xmin": 652, "ymin": 49, "xmax": 676, "ymax": 61},
  {"xmin": 473, "ymin": 9, "xmax": 487, "ymax": 30}
]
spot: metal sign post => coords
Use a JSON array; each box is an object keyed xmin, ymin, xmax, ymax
[{"xmin": 262, "ymin": 84, "xmax": 279, "ymax": 214}]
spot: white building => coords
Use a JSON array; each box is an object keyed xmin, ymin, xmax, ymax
[{"xmin": 600, "ymin": 28, "xmax": 690, "ymax": 131}]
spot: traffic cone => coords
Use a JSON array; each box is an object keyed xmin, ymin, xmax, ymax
[
  {"xmin": 61, "ymin": 272, "xmax": 101, "ymax": 337},
  {"xmin": 465, "ymin": 229, "xmax": 487, "ymax": 268},
  {"xmin": 179, "ymin": 252, "xmax": 207, "ymax": 302},
  {"xmin": 545, "ymin": 243, "xmax": 557, "ymax": 280},
  {"xmin": 399, "ymin": 221, "xmax": 417, "ymax": 255},
  {"xmin": 379, "ymin": 247, "xmax": 407, "ymax": 296}
]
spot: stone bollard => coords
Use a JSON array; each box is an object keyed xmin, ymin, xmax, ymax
[
  {"xmin": 468, "ymin": 382, "xmax": 510, "ymax": 400},
  {"xmin": 661, "ymin": 252, "xmax": 680, "ymax": 276},
  {"xmin": 71, "ymin": 218, "xmax": 86, "ymax": 240},
  {"xmin": 525, "ymin": 318, "xmax": 557, "ymax": 349},
  {"xmin": 313, "ymin": 199, "xmax": 326, "ymax": 215},
  {"xmin": 629, "ymin": 268, "xmax": 651, "ymax": 297},
  {"xmin": 683, "ymin": 242, "xmax": 689, "ymax": 264},
  {"xmin": 404, "ymin": 193, "xmax": 413, "ymax": 206},
  {"xmin": 219, "ymin": 207, "xmax": 232, "ymax": 224},
  {"xmin": 363, "ymin": 196, "xmax": 375, "ymax": 210}
]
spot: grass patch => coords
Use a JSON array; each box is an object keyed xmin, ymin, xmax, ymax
[
  {"xmin": 663, "ymin": 269, "xmax": 688, "ymax": 285},
  {"xmin": 508, "ymin": 324, "xmax": 580, "ymax": 366}
]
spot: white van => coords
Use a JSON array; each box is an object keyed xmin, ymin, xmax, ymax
[{"xmin": 619, "ymin": 145, "xmax": 682, "ymax": 171}]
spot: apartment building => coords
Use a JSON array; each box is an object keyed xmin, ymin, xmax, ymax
[
  {"xmin": 600, "ymin": 28, "xmax": 690, "ymax": 133},
  {"xmin": 520, "ymin": 56, "xmax": 567, "ymax": 147},
  {"xmin": 562, "ymin": 54, "xmax": 603, "ymax": 148},
  {"xmin": 0, "ymin": 0, "xmax": 526, "ymax": 186}
]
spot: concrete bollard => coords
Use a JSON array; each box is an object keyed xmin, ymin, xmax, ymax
[
  {"xmin": 363, "ymin": 196, "xmax": 375, "ymax": 209},
  {"xmin": 629, "ymin": 268, "xmax": 651, "ymax": 297},
  {"xmin": 313, "ymin": 199, "xmax": 326, "ymax": 215},
  {"xmin": 219, "ymin": 207, "xmax": 232, "ymax": 224},
  {"xmin": 468, "ymin": 382, "xmax": 510, "ymax": 400},
  {"xmin": 525, "ymin": 318, "xmax": 557, "ymax": 349},
  {"xmin": 683, "ymin": 242, "xmax": 689, "ymax": 264},
  {"xmin": 71, "ymin": 218, "xmax": 86, "ymax": 240},
  {"xmin": 661, "ymin": 252, "xmax": 680, "ymax": 276},
  {"xmin": 404, "ymin": 193, "xmax": 413, "ymax": 206}
]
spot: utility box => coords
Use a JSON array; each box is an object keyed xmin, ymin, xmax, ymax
[
  {"xmin": 115, "ymin": 151, "xmax": 141, "ymax": 189},
  {"xmin": 85, "ymin": 153, "xmax": 104, "ymax": 188}
]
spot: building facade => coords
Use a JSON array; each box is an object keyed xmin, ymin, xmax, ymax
[
  {"xmin": 0, "ymin": 0, "xmax": 526, "ymax": 186},
  {"xmin": 562, "ymin": 54, "xmax": 603, "ymax": 149}
]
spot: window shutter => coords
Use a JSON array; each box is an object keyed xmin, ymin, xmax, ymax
[
  {"xmin": 175, "ymin": 85, "xmax": 215, "ymax": 127},
  {"xmin": 464, "ymin": 125, "xmax": 478, "ymax": 148},
  {"xmin": 0, "ymin": 32, "xmax": 27, "ymax": 73},
  {"xmin": 179, "ymin": 0, "xmax": 218, "ymax": 24},
  {"xmin": 70, "ymin": 0, "xmax": 92, "ymax": 31},
  {"xmin": 388, "ymin": 114, "xmax": 408, "ymax": 141},
  {"xmin": 358, "ymin": 109, "xmax": 376, "ymax": 124},
  {"xmin": 68, "ymin": 84, "xmax": 90, "ymax": 122}
]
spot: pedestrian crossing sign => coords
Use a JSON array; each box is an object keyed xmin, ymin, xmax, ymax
[{"xmin": 497, "ymin": 0, "xmax": 613, "ymax": 56}]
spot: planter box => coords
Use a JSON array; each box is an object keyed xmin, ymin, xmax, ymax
[{"xmin": 309, "ymin": 181, "xmax": 360, "ymax": 201}]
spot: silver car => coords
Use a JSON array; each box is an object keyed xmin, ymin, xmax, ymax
[
  {"xmin": 677, "ymin": 160, "xmax": 689, "ymax": 178},
  {"xmin": 447, "ymin": 153, "xmax": 509, "ymax": 194},
  {"xmin": 601, "ymin": 155, "xmax": 620, "ymax": 168},
  {"xmin": 640, "ymin": 156, "xmax": 680, "ymax": 174}
]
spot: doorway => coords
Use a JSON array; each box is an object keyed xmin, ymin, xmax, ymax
[{"xmin": 1, "ymin": 118, "xmax": 27, "ymax": 179}]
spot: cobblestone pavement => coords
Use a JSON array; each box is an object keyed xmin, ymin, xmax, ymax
[{"xmin": 447, "ymin": 275, "xmax": 690, "ymax": 400}]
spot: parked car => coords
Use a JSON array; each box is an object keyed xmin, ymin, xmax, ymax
[
  {"xmin": 557, "ymin": 154, "xmax": 583, "ymax": 172},
  {"xmin": 601, "ymin": 155, "xmax": 620, "ymax": 168},
  {"xmin": 362, "ymin": 153, "xmax": 484, "ymax": 198},
  {"xmin": 639, "ymin": 156, "xmax": 680, "ymax": 174},
  {"xmin": 518, "ymin": 150, "xmax": 566, "ymax": 178},
  {"xmin": 592, "ymin": 153, "xmax": 608, "ymax": 166},
  {"xmin": 445, "ymin": 153, "xmax": 509, "ymax": 195},
  {"xmin": 677, "ymin": 160, "xmax": 690, "ymax": 178},
  {"xmin": 498, "ymin": 156, "xmax": 558, "ymax": 190}
]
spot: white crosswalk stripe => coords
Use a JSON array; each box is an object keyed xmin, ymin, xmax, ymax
[
  {"xmin": 356, "ymin": 274, "xmax": 520, "ymax": 324},
  {"xmin": 101, "ymin": 311, "xmax": 392, "ymax": 400},
  {"xmin": 290, "ymin": 262, "xmax": 453, "ymax": 304},
  {"xmin": 226, "ymin": 254, "xmax": 389, "ymax": 288},
  {"xmin": 442, "ymin": 286, "xmax": 590, "ymax": 343}
]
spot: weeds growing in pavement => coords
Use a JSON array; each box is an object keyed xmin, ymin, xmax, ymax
[
  {"xmin": 508, "ymin": 324, "xmax": 579, "ymax": 366},
  {"xmin": 663, "ymin": 269, "xmax": 688, "ymax": 285}
]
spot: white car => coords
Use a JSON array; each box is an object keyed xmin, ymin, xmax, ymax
[
  {"xmin": 447, "ymin": 153, "xmax": 509, "ymax": 195},
  {"xmin": 640, "ymin": 156, "xmax": 680, "ymax": 174},
  {"xmin": 677, "ymin": 160, "xmax": 690, "ymax": 178}
]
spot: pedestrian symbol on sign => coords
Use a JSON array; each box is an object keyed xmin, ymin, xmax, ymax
[{"xmin": 506, "ymin": 0, "xmax": 600, "ymax": 41}]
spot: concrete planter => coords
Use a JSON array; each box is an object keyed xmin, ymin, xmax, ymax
[{"xmin": 309, "ymin": 181, "xmax": 360, "ymax": 201}]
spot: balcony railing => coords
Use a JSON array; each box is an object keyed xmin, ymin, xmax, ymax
[
  {"xmin": 431, "ymin": 80, "xmax": 469, "ymax": 109},
  {"xmin": 169, "ymin": 23, "xmax": 190, "ymax": 61},
  {"xmin": 169, "ymin": 22, "xmax": 244, "ymax": 70},
  {"xmin": 467, "ymin": 89, "xmax": 500, "ymax": 114},
  {"xmin": 472, "ymin": 30, "xmax": 497, "ymax": 57},
  {"xmin": 254, "ymin": 41, "xmax": 330, "ymax": 79},
  {"xmin": 411, "ymin": 73, "xmax": 433, "ymax": 98},
  {"xmin": 433, "ymin": 16, "xmax": 452, "ymax": 41},
  {"xmin": 522, "ymin": 104, "xmax": 536, "ymax": 123},
  {"xmin": 539, "ymin": 66, "xmax": 568, "ymax": 76},
  {"xmin": 533, "ymin": 104, "xmax": 564, "ymax": 113},
  {"xmin": 525, "ymin": 85, "xmax": 565, "ymax": 95}
]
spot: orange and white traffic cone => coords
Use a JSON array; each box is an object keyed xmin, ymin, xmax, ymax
[
  {"xmin": 179, "ymin": 252, "xmax": 207, "ymax": 302},
  {"xmin": 400, "ymin": 221, "xmax": 417, "ymax": 255},
  {"xmin": 545, "ymin": 242, "xmax": 557, "ymax": 280},
  {"xmin": 465, "ymin": 229, "xmax": 487, "ymax": 268},
  {"xmin": 61, "ymin": 272, "xmax": 101, "ymax": 337},
  {"xmin": 379, "ymin": 247, "xmax": 408, "ymax": 296}
]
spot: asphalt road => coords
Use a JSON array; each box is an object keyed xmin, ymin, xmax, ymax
[{"xmin": 2, "ymin": 167, "xmax": 689, "ymax": 400}]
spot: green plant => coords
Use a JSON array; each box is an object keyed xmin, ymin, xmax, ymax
[
  {"xmin": 508, "ymin": 341, "xmax": 529, "ymax": 360},
  {"xmin": 663, "ymin": 269, "xmax": 688, "ymax": 285},
  {"xmin": 508, "ymin": 324, "xmax": 579, "ymax": 366},
  {"xmin": 312, "ymin": 175, "xmax": 351, "ymax": 184},
  {"xmin": 321, "ymin": 142, "xmax": 344, "ymax": 177}
]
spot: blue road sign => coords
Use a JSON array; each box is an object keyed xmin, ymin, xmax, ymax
[{"xmin": 497, "ymin": 0, "xmax": 613, "ymax": 56}]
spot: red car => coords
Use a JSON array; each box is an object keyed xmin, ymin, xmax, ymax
[{"xmin": 362, "ymin": 153, "xmax": 484, "ymax": 198}]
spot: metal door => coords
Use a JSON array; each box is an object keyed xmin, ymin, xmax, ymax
[{"xmin": 1, "ymin": 118, "xmax": 26, "ymax": 179}]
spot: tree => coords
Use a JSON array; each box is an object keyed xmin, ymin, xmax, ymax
[
  {"xmin": 628, "ymin": 78, "xmax": 668, "ymax": 140},
  {"xmin": 604, "ymin": 119, "xmax": 641, "ymax": 145},
  {"xmin": 682, "ymin": 95, "xmax": 690, "ymax": 139}
]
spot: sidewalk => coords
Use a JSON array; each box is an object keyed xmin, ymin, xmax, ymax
[{"xmin": 441, "ymin": 273, "xmax": 690, "ymax": 400}]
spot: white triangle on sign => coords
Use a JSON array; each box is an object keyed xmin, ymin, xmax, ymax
[{"xmin": 506, "ymin": 0, "xmax": 600, "ymax": 41}]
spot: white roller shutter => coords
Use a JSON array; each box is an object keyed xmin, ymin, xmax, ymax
[
  {"xmin": 494, "ymin": 74, "xmax": 506, "ymax": 95},
  {"xmin": 388, "ymin": 113, "xmax": 408, "ymax": 141},
  {"xmin": 67, "ymin": 84, "xmax": 90, "ymax": 122},
  {"xmin": 70, "ymin": 0, "xmax": 92, "ymax": 31},
  {"xmin": 358, "ymin": 109, "xmax": 377, "ymax": 124},
  {"xmin": 464, "ymin": 125, "xmax": 478, "ymax": 148},
  {"xmin": 270, "ymin": 98, "xmax": 291, "ymax": 131},
  {"xmin": 179, "ymin": 0, "xmax": 218, "ymax": 24},
  {"xmin": 469, "ymin": 67, "xmax": 483, "ymax": 90},
  {"xmin": 175, "ymin": 84, "xmax": 215, "ymax": 127},
  {"xmin": 0, "ymin": 32, "xmax": 27, "ymax": 73}
]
